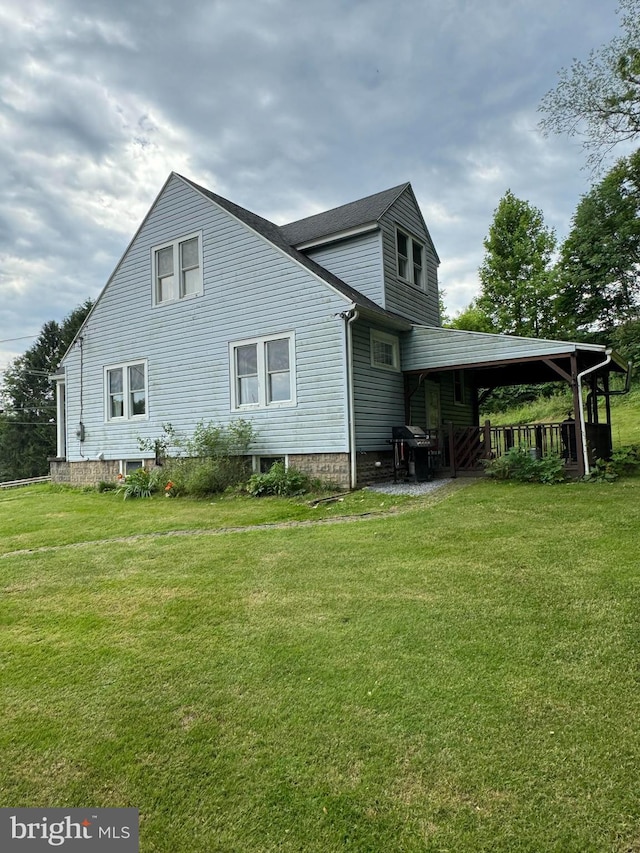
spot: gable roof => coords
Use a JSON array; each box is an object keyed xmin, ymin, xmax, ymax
[
  {"xmin": 177, "ymin": 174, "xmax": 412, "ymax": 328},
  {"xmin": 279, "ymin": 183, "xmax": 409, "ymax": 246}
]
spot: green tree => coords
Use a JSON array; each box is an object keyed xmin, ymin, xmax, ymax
[
  {"xmin": 477, "ymin": 190, "xmax": 558, "ymax": 338},
  {"xmin": 556, "ymin": 149, "xmax": 640, "ymax": 333},
  {"xmin": 447, "ymin": 299, "xmax": 496, "ymax": 333},
  {"xmin": 539, "ymin": 0, "xmax": 640, "ymax": 166},
  {"xmin": 0, "ymin": 300, "xmax": 93, "ymax": 481}
]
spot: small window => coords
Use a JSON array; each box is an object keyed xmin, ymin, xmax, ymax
[
  {"xmin": 230, "ymin": 334, "xmax": 295, "ymax": 410},
  {"xmin": 255, "ymin": 455, "xmax": 286, "ymax": 473},
  {"xmin": 370, "ymin": 330, "xmax": 400, "ymax": 371},
  {"xmin": 105, "ymin": 361, "xmax": 147, "ymax": 420},
  {"xmin": 396, "ymin": 227, "xmax": 425, "ymax": 290},
  {"xmin": 153, "ymin": 233, "xmax": 203, "ymax": 304},
  {"xmin": 120, "ymin": 460, "xmax": 145, "ymax": 475}
]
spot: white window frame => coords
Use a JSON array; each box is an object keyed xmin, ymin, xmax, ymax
[
  {"xmin": 395, "ymin": 226, "xmax": 426, "ymax": 290},
  {"xmin": 119, "ymin": 460, "xmax": 145, "ymax": 476},
  {"xmin": 152, "ymin": 231, "xmax": 203, "ymax": 306},
  {"xmin": 104, "ymin": 360, "xmax": 149, "ymax": 422},
  {"xmin": 370, "ymin": 329, "xmax": 400, "ymax": 372},
  {"xmin": 252, "ymin": 454, "xmax": 288, "ymax": 473},
  {"xmin": 229, "ymin": 333, "xmax": 296, "ymax": 411}
]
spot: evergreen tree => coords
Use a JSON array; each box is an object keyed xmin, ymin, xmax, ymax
[{"xmin": 0, "ymin": 300, "xmax": 93, "ymax": 481}]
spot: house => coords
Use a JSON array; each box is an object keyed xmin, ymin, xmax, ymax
[{"xmin": 50, "ymin": 173, "xmax": 629, "ymax": 487}]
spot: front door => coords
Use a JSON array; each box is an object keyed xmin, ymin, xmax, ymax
[{"xmin": 425, "ymin": 381, "xmax": 441, "ymax": 429}]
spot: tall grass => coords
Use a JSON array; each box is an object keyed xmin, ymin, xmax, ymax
[{"xmin": 486, "ymin": 382, "xmax": 639, "ymax": 447}]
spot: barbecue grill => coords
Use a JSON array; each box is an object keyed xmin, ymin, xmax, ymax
[{"xmin": 389, "ymin": 425, "xmax": 439, "ymax": 482}]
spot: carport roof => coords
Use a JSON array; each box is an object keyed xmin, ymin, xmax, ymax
[{"xmin": 402, "ymin": 326, "xmax": 629, "ymax": 386}]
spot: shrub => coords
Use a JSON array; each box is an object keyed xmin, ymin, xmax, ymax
[
  {"xmin": 584, "ymin": 445, "xmax": 640, "ymax": 482},
  {"xmin": 116, "ymin": 467, "xmax": 155, "ymax": 499},
  {"xmin": 139, "ymin": 420, "xmax": 257, "ymax": 497},
  {"xmin": 97, "ymin": 480, "xmax": 117, "ymax": 492},
  {"xmin": 246, "ymin": 462, "xmax": 313, "ymax": 497},
  {"xmin": 483, "ymin": 446, "xmax": 566, "ymax": 484}
]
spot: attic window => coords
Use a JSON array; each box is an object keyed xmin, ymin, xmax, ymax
[
  {"xmin": 396, "ymin": 227, "xmax": 425, "ymax": 290},
  {"xmin": 153, "ymin": 233, "xmax": 203, "ymax": 304}
]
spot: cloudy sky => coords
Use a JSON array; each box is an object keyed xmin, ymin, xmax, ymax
[{"xmin": 0, "ymin": 0, "xmax": 627, "ymax": 373}]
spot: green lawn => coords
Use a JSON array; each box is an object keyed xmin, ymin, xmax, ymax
[{"xmin": 1, "ymin": 480, "xmax": 640, "ymax": 852}]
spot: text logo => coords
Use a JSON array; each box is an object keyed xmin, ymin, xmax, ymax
[{"xmin": 0, "ymin": 809, "xmax": 138, "ymax": 851}]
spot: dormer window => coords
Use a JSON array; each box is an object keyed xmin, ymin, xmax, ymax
[
  {"xmin": 153, "ymin": 233, "xmax": 203, "ymax": 304},
  {"xmin": 396, "ymin": 228, "xmax": 425, "ymax": 290}
]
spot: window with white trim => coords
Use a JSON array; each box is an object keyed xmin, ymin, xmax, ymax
[
  {"xmin": 153, "ymin": 232, "xmax": 203, "ymax": 304},
  {"xmin": 105, "ymin": 361, "xmax": 148, "ymax": 420},
  {"xmin": 370, "ymin": 329, "xmax": 400, "ymax": 371},
  {"xmin": 230, "ymin": 334, "xmax": 295, "ymax": 410},
  {"xmin": 396, "ymin": 227, "xmax": 425, "ymax": 290}
]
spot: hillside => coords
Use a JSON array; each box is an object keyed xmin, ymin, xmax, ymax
[{"xmin": 487, "ymin": 382, "xmax": 640, "ymax": 448}]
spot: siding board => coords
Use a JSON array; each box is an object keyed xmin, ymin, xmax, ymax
[
  {"xmin": 351, "ymin": 320, "xmax": 405, "ymax": 451},
  {"xmin": 62, "ymin": 175, "xmax": 350, "ymax": 462},
  {"xmin": 380, "ymin": 189, "xmax": 440, "ymax": 325}
]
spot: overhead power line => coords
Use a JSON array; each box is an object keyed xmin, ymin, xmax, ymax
[{"xmin": 0, "ymin": 334, "xmax": 40, "ymax": 343}]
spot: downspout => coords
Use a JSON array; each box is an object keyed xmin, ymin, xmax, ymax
[
  {"xmin": 576, "ymin": 349, "xmax": 612, "ymax": 477},
  {"xmin": 343, "ymin": 309, "xmax": 359, "ymax": 489}
]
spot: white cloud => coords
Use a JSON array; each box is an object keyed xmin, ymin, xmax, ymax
[{"xmin": 0, "ymin": 0, "xmax": 626, "ymax": 371}]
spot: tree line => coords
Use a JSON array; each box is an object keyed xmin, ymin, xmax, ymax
[{"xmin": 0, "ymin": 301, "xmax": 92, "ymax": 481}]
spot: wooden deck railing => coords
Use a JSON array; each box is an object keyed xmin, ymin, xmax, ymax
[{"xmin": 438, "ymin": 420, "xmax": 605, "ymax": 474}]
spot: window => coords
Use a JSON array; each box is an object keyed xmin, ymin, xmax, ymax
[
  {"xmin": 153, "ymin": 233, "xmax": 202, "ymax": 304},
  {"xmin": 230, "ymin": 334, "xmax": 295, "ymax": 410},
  {"xmin": 370, "ymin": 329, "xmax": 400, "ymax": 371},
  {"xmin": 396, "ymin": 227, "xmax": 425, "ymax": 289},
  {"xmin": 120, "ymin": 460, "xmax": 144, "ymax": 475},
  {"xmin": 105, "ymin": 361, "xmax": 148, "ymax": 420},
  {"xmin": 253, "ymin": 455, "xmax": 286, "ymax": 473}
]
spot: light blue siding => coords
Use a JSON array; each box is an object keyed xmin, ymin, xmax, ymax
[
  {"xmin": 351, "ymin": 320, "xmax": 405, "ymax": 451},
  {"xmin": 305, "ymin": 231, "xmax": 384, "ymax": 307},
  {"xmin": 62, "ymin": 175, "xmax": 351, "ymax": 462},
  {"xmin": 380, "ymin": 189, "xmax": 440, "ymax": 325},
  {"xmin": 402, "ymin": 326, "xmax": 582, "ymax": 372}
]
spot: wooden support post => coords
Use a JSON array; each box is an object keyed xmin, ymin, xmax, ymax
[
  {"xmin": 483, "ymin": 420, "xmax": 492, "ymax": 459},
  {"xmin": 447, "ymin": 421, "xmax": 456, "ymax": 478}
]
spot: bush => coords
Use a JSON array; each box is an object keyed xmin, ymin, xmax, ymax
[
  {"xmin": 483, "ymin": 446, "xmax": 566, "ymax": 484},
  {"xmin": 584, "ymin": 445, "xmax": 640, "ymax": 482},
  {"xmin": 116, "ymin": 467, "xmax": 155, "ymax": 499},
  {"xmin": 245, "ymin": 462, "xmax": 313, "ymax": 497},
  {"xmin": 160, "ymin": 456, "xmax": 252, "ymax": 497},
  {"xmin": 139, "ymin": 419, "xmax": 257, "ymax": 497}
]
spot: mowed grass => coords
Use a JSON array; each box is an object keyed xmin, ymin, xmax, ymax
[
  {"xmin": 0, "ymin": 484, "xmax": 415, "ymax": 556},
  {"xmin": 1, "ymin": 479, "xmax": 640, "ymax": 852}
]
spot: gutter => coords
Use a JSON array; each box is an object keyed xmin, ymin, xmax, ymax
[
  {"xmin": 341, "ymin": 308, "xmax": 359, "ymax": 489},
  {"xmin": 576, "ymin": 349, "xmax": 612, "ymax": 477}
]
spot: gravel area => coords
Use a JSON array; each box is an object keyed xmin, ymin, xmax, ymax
[{"xmin": 364, "ymin": 478, "xmax": 452, "ymax": 496}]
